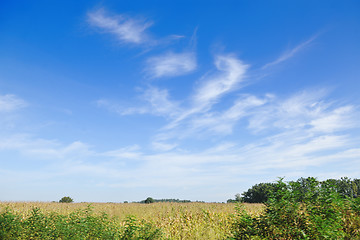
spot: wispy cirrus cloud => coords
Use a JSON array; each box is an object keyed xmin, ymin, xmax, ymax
[
  {"xmin": 96, "ymin": 49, "xmax": 360, "ymax": 171},
  {"xmin": 145, "ymin": 52, "xmax": 197, "ymax": 78},
  {"xmin": 262, "ymin": 34, "xmax": 319, "ymax": 69},
  {"xmin": 87, "ymin": 8, "xmax": 153, "ymax": 45},
  {"xmin": 103, "ymin": 145, "xmax": 142, "ymax": 159},
  {"xmin": 193, "ymin": 55, "xmax": 249, "ymax": 110},
  {"xmin": 97, "ymin": 87, "xmax": 180, "ymax": 118},
  {"xmin": 188, "ymin": 95, "xmax": 268, "ymax": 135},
  {"xmin": 247, "ymin": 89, "xmax": 358, "ymax": 134},
  {"xmin": 162, "ymin": 54, "xmax": 249, "ymax": 130},
  {"xmin": 0, "ymin": 94, "xmax": 27, "ymax": 112},
  {"xmin": 0, "ymin": 134, "xmax": 93, "ymax": 160}
]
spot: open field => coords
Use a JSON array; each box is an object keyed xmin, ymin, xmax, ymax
[
  {"xmin": 0, "ymin": 202, "xmax": 264, "ymax": 239},
  {"xmin": 2, "ymin": 179, "xmax": 360, "ymax": 239}
]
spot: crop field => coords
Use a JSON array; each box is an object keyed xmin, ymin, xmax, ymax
[
  {"xmin": 0, "ymin": 201, "xmax": 263, "ymax": 239},
  {"xmin": 2, "ymin": 178, "xmax": 360, "ymax": 239}
]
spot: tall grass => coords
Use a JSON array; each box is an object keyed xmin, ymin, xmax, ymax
[{"xmin": 0, "ymin": 202, "xmax": 263, "ymax": 239}]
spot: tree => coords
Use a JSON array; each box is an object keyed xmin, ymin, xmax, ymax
[
  {"xmin": 242, "ymin": 182, "xmax": 277, "ymax": 203},
  {"xmin": 59, "ymin": 196, "xmax": 73, "ymax": 203},
  {"xmin": 144, "ymin": 197, "xmax": 155, "ymax": 204}
]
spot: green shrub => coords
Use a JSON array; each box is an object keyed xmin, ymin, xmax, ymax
[
  {"xmin": 0, "ymin": 206, "xmax": 163, "ymax": 240},
  {"xmin": 230, "ymin": 177, "xmax": 360, "ymax": 239},
  {"xmin": 0, "ymin": 208, "xmax": 22, "ymax": 239}
]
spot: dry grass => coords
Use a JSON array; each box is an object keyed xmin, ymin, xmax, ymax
[{"xmin": 0, "ymin": 201, "xmax": 264, "ymax": 239}]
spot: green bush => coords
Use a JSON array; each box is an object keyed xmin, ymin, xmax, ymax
[
  {"xmin": 230, "ymin": 177, "xmax": 360, "ymax": 239},
  {"xmin": 0, "ymin": 206, "xmax": 163, "ymax": 240}
]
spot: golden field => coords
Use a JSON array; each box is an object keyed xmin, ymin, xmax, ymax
[{"xmin": 0, "ymin": 201, "xmax": 264, "ymax": 239}]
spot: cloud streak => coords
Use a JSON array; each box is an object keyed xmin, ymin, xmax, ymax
[
  {"xmin": 87, "ymin": 8, "xmax": 153, "ymax": 45},
  {"xmin": 262, "ymin": 34, "xmax": 319, "ymax": 69},
  {"xmin": 145, "ymin": 52, "xmax": 197, "ymax": 78},
  {"xmin": 0, "ymin": 94, "xmax": 27, "ymax": 112}
]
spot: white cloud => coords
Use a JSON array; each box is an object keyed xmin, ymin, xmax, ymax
[
  {"xmin": 151, "ymin": 141, "xmax": 178, "ymax": 151},
  {"xmin": 0, "ymin": 134, "xmax": 93, "ymax": 160},
  {"xmin": 188, "ymin": 95, "xmax": 267, "ymax": 135},
  {"xmin": 0, "ymin": 94, "xmax": 27, "ymax": 112},
  {"xmin": 310, "ymin": 106, "xmax": 357, "ymax": 132},
  {"xmin": 103, "ymin": 145, "xmax": 142, "ymax": 159},
  {"xmin": 162, "ymin": 54, "xmax": 249, "ymax": 130},
  {"xmin": 145, "ymin": 52, "xmax": 197, "ymax": 78},
  {"xmin": 142, "ymin": 87, "xmax": 180, "ymax": 117},
  {"xmin": 87, "ymin": 8, "xmax": 152, "ymax": 44},
  {"xmin": 97, "ymin": 87, "xmax": 180, "ymax": 118},
  {"xmin": 193, "ymin": 55, "xmax": 249, "ymax": 109},
  {"xmin": 98, "ymin": 54, "xmax": 248, "ymax": 134},
  {"xmin": 262, "ymin": 34, "xmax": 319, "ymax": 69},
  {"xmin": 247, "ymin": 89, "xmax": 350, "ymax": 132}
]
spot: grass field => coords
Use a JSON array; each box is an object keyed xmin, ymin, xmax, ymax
[{"xmin": 0, "ymin": 201, "xmax": 264, "ymax": 239}]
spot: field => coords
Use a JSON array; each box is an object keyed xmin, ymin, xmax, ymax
[
  {"xmin": 2, "ymin": 178, "xmax": 360, "ymax": 239},
  {"xmin": 0, "ymin": 201, "xmax": 263, "ymax": 239}
]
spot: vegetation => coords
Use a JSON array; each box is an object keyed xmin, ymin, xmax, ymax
[
  {"xmin": 59, "ymin": 196, "xmax": 74, "ymax": 203},
  {"xmin": 0, "ymin": 206, "xmax": 162, "ymax": 239},
  {"xmin": 241, "ymin": 182, "xmax": 277, "ymax": 203},
  {"xmin": 139, "ymin": 198, "xmax": 191, "ymax": 204},
  {"xmin": 230, "ymin": 177, "xmax": 360, "ymax": 239},
  {"xmin": 228, "ymin": 177, "xmax": 360, "ymax": 203},
  {"xmin": 1, "ymin": 177, "xmax": 359, "ymax": 239},
  {"xmin": 144, "ymin": 197, "xmax": 155, "ymax": 204},
  {"xmin": 1, "ymin": 201, "xmax": 260, "ymax": 239}
]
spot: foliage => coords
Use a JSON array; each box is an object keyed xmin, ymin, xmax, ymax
[
  {"xmin": 144, "ymin": 197, "xmax": 155, "ymax": 204},
  {"xmin": 241, "ymin": 183, "xmax": 277, "ymax": 203},
  {"xmin": 323, "ymin": 177, "xmax": 360, "ymax": 198},
  {"xmin": 239, "ymin": 177, "xmax": 360, "ymax": 203},
  {"xmin": 139, "ymin": 198, "xmax": 191, "ymax": 203},
  {"xmin": 59, "ymin": 196, "xmax": 74, "ymax": 203},
  {"xmin": 229, "ymin": 177, "xmax": 360, "ymax": 239},
  {"xmin": 0, "ymin": 201, "xmax": 252, "ymax": 240},
  {"xmin": 0, "ymin": 206, "xmax": 163, "ymax": 240}
]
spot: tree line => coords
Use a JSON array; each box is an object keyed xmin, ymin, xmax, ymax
[
  {"xmin": 138, "ymin": 197, "xmax": 192, "ymax": 204},
  {"xmin": 228, "ymin": 177, "xmax": 360, "ymax": 203}
]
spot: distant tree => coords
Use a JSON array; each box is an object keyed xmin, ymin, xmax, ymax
[
  {"xmin": 242, "ymin": 182, "xmax": 276, "ymax": 203},
  {"xmin": 59, "ymin": 196, "xmax": 73, "ymax": 203},
  {"xmin": 322, "ymin": 177, "xmax": 360, "ymax": 198},
  {"xmin": 144, "ymin": 197, "xmax": 155, "ymax": 204},
  {"xmin": 238, "ymin": 177, "xmax": 360, "ymax": 205}
]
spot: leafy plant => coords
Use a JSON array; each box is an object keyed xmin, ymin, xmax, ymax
[
  {"xmin": 230, "ymin": 177, "xmax": 360, "ymax": 239},
  {"xmin": 0, "ymin": 206, "xmax": 163, "ymax": 240}
]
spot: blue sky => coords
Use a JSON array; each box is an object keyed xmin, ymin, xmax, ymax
[{"xmin": 1, "ymin": 0, "xmax": 360, "ymax": 202}]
